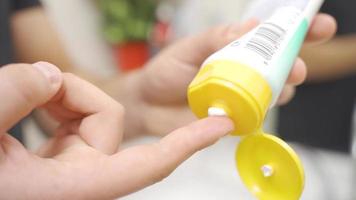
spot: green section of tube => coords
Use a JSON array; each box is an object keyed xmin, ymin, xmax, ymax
[{"xmin": 267, "ymin": 18, "xmax": 309, "ymax": 102}]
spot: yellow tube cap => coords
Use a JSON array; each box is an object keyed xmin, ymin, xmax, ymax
[
  {"xmin": 188, "ymin": 60, "xmax": 272, "ymax": 136},
  {"xmin": 236, "ymin": 133, "xmax": 305, "ymax": 200}
]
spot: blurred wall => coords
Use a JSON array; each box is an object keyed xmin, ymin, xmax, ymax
[
  {"xmin": 172, "ymin": 0, "xmax": 249, "ymax": 38},
  {"xmin": 40, "ymin": 0, "xmax": 116, "ymax": 76}
]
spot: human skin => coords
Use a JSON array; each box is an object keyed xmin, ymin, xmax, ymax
[{"xmin": 301, "ymin": 35, "xmax": 356, "ymax": 82}]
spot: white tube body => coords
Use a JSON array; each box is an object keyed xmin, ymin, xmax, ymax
[{"xmin": 203, "ymin": 0, "xmax": 324, "ymax": 105}]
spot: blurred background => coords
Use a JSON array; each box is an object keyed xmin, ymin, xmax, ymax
[{"xmin": 19, "ymin": 0, "xmax": 356, "ymax": 199}]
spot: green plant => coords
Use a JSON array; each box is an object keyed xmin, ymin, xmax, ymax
[{"xmin": 99, "ymin": 0, "xmax": 157, "ymax": 44}]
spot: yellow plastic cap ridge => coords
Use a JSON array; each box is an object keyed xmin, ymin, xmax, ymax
[{"xmin": 188, "ymin": 60, "xmax": 272, "ymax": 136}]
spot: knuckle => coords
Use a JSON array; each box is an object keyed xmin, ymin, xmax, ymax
[
  {"xmin": 153, "ymin": 169, "xmax": 171, "ymax": 183},
  {"xmin": 140, "ymin": 144, "xmax": 175, "ymax": 184},
  {"xmin": 216, "ymin": 24, "xmax": 233, "ymax": 37},
  {"xmin": 152, "ymin": 145, "xmax": 176, "ymax": 181},
  {"xmin": 151, "ymin": 165, "xmax": 173, "ymax": 184},
  {"xmin": 213, "ymin": 24, "xmax": 229, "ymax": 32},
  {"xmin": 106, "ymin": 102, "xmax": 125, "ymax": 126},
  {"xmin": 62, "ymin": 72, "xmax": 78, "ymax": 80},
  {"xmin": 112, "ymin": 102, "xmax": 125, "ymax": 117}
]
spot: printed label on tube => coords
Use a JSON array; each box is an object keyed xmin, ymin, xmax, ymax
[{"xmin": 204, "ymin": 6, "xmax": 307, "ymax": 103}]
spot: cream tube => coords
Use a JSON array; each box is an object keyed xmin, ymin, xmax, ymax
[
  {"xmin": 187, "ymin": 1, "xmax": 324, "ymax": 199},
  {"xmin": 188, "ymin": 0, "xmax": 323, "ymax": 200},
  {"xmin": 188, "ymin": 0, "xmax": 324, "ymax": 135}
]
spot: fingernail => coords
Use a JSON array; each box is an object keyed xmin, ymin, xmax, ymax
[
  {"xmin": 221, "ymin": 118, "xmax": 235, "ymax": 135},
  {"xmin": 33, "ymin": 62, "xmax": 62, "ymax": 85},
  {"xmin": 209, "ymin": 117, "xmax": 235, "ymax": 136}
]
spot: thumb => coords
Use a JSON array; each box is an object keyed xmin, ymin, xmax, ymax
[
  {"xmin": 0, "ymin": 62, "xmax": 62, "ymax": 134},
  {"xmin": 167, "ymin": 18, "xmax": 259, "ymax": 66}
]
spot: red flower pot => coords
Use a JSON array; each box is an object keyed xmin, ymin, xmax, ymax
[{"xmin": 113, "ymin": 42, "xmax": 150, "ymax": 72}]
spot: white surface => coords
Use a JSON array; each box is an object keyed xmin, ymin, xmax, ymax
[
  {"xmin": 40, "ymin": 0, "xmax": 117, "ymax": 76},
  {"xmin": 122, "ymin": 136, "xmax": 354, "ymax": 200},
  {"xmin": 172, "ymin": 0, "xmax": 249, "ymax": 38},
  {"xmin": 352, "ymin": 104, "xmax": 356, "ymax": 157},
  {"xmin": 122, "ymin": 136, "xmax": 254, "ymax": 200}
]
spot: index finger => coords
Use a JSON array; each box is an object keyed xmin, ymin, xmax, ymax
[{"xmin": 96, "ymin": 117, "xmax": 234, "ymax": 198}]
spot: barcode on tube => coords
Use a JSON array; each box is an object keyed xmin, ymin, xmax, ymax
[{"xmin": 245, "ymin": 22, "xmax": 286, "ymax": 61}]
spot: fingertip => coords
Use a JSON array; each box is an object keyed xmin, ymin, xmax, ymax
[
  {"xmin": 202, "ymin": 116, "xmax": 235, "ymax": 136},
  {"xmin": 160, "ymin": 117, "xmax": 234, "ymax": 156},
  {"xmin": 277, "ymin": 85, "xmax": 296, "ymax": 105},
  {"xmin": 33, "ymin": 61, "xmax": 63, "ymax": 92},
  {"xmin": 226, "ymin": 18, "xmax": 259, "ymax": 42},
  {"xmin": 180, "ymin": 117, "xmax": 235, "ymax": 147},
  {"xmin": 0, "ymin": 62, "xmax": 63, "ymax": 133},
  {"xmin": 287, "ymin": 58, "xmax": 307, "ymax": 85},
  {"xmin": 33, "ymin": 62, "xmax": 63, "ymax": 104},
  {"xmin": 241, "ymin": 18, "xmax": 260, "ymax": 30},
  {"xmin": 306, "ymin": 13, "xmax": 337, "ymax": 44}
]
